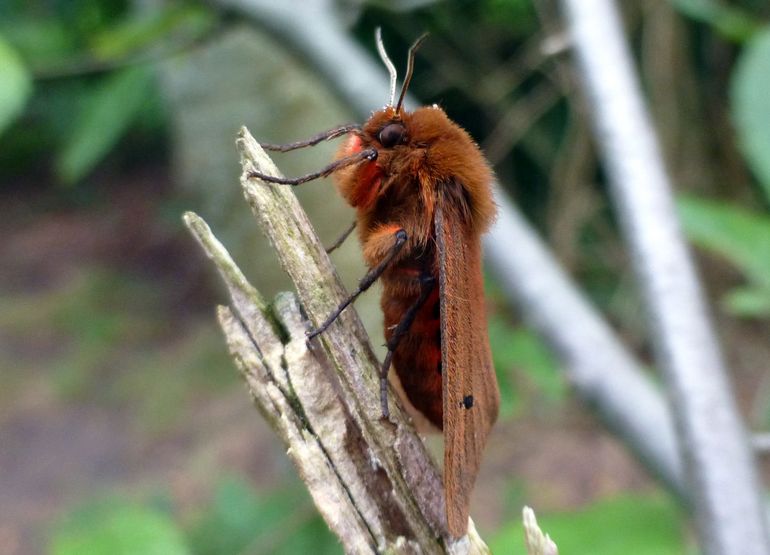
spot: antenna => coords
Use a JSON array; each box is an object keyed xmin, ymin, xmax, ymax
[
  {"xmin": 395, "ymin": 33, "xmax": 428, "ymax": 113},
  {"xmin": 375, "ymin": 27, "xmax": 397, "ymax": 106}
]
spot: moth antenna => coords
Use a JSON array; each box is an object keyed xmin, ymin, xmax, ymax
[
  {"xmin": 375, "ymin": 27, "xmax": 398, "ymax": 107},
  {"xmin": 395, "ymin": 32, "xmax": 429, "ymax": 113}
]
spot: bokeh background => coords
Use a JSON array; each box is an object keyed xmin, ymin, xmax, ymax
[{"xmin": 1, "ymin": 0, "xmax": 770, "ymax": 553}]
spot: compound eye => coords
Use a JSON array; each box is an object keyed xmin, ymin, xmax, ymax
[{"xmin": 378, "ymin": 123, "xmax": 406, "ymax": 148}]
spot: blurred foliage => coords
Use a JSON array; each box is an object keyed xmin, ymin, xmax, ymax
[
  {"xmin": 0, "ymin": 35, "xmax": 32, "ymax": 136},
  {"xmin": 678, "ymin": 194, "xmax": 770, "ymax": 316},
  {"xmin": 55, "ymin": 65, "xmax": 155, "ymax": 184},
  {"xmin": 0, "ymin": 269, "xmax": 159, "ymax": 399},
  {"xmin": 188, "ymin": 477, "xmax": 338, "ymax": 555},
  {"xmin": 51, "ymin": 500, "xmax": 189, "ymax": 555},
  {"xmin": 489, "ymin": 314, "xmax": 565, "ymax": 420},
  {"xmin": 731, "ymin": 25, "xmax": 770, "ymax": 202},
  {"xmin": 51, "ymin": 488, "xmax": 687, "ymax": 555},
  {"xmin": 0, "ymin": 268, "xmax": 233, "ymax": 432},
  {"xmin": 49, "ymin": 477, "xmax": 338, "ymax": 555},
  {"xmin": 670, "ymin": 0, "xmax": 761, "ymax": 41},
  {"xmin": 3, "ymin": 0, "xmax": 770, "ymax": 552},
  {"xmin": 491, "ymin": 493, "xmax": 687, "ymax": 554},
  {"xmin": 0, "ymin": 0, "xmax": 214, "ymax": 184}
]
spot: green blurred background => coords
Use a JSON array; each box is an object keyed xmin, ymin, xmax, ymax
[{"xmin": 1, "ymin": 0, "xmax": 769, "ymax": 553}]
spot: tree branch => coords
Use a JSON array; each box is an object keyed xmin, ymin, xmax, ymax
[
  {"xmin": 183, "ymin": 128, "xmax": 493, "ymax": 553},
  {"xmin": 486, "ymin": 191, "xmax": 686, "ymax": 498},
  {"xmin": 559, "ymin": 0, "xmax": 769, "ymax": 552},
  {"xmin": 522, "ymin": 507, "xmax": 559, "ymax": 555}
]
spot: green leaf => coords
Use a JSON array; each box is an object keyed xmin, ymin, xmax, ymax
[
  {"xmin": 507, "ymin": 328, "xmax": 564, "ymax": 404},
  {"xmin": 51, "ymin": 503, "xmax": 190, "ymax": 555},
  {"xmin": 91, "ymin": 6, "xmax": 214, "ymax": 61},
  {"xmin": 491, "ymin": 494, "xmax": 685, "ymax": 555},
  {"xmin": 55, "ymin": 64, "xmax": 154, "ymax": 184},
  {"xmin": 188, "ymin": 477, "xmax": 338, "ymax": 555},
  {"xmin": 483, "ymin": 0, "xmax": 536, "ymax": 31},
  {"xmin": 671, "ymin": 0, "xmax": 759, "ymax": 43},
  {"xmin": 678, "ymin": 194, "xmax": 770, "ymax": 316},
  {"xmin": 678, "ymin": 194, "xmax": 770, "ymax": 285},
  {"xmin": 489, "ymin": 318, "xmax": 564, "ymax": 419},
  {"xmin": 731, "ymin": 25, "xmax": 770, "ymax": 202},
  {"xmin": 0, "ymin": 17, "xmax": 75, "ymax": 69},
  {"xmin": 723, "ymin": 286, "xmax": 770, "ymax": 317},
  {"xmin": 489, "ymin": 317, "xmax": 521, "ymax": 418},
  {"xmin": 0, "ymin": 34, "xmax": 32, "ymax": 136}
]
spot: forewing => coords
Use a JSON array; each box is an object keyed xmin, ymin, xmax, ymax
[{"xmin": 435, "ymin": 199, "xmax": 500, "ymax": 538}]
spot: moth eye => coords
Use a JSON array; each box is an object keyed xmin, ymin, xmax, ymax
[{"xmin": 378, "ymin": 123, "xmax": 406, "ymax": 148}]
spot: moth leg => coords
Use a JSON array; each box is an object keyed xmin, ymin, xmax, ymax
[
  {"xmin": 379, "ymin": 275, "xmax": 436, "ymax": 419},
  {"xmin": 260, "ymin": 123, "xmax": 361, "ymax": 152},
  {"xmin": 325, "ymin": 220, "xmax": 357, "ymax": 254},
  {"xmin": 307, "ymin": 228, "xmax": 407, "ymax": 340},
  {"xmin": 248, "ymin": 148, "xmax": 377, "ymax": 186}
]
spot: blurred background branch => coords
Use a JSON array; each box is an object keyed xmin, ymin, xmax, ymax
[
  {"xmin": 560, "ymin": 1, "xmax": 769, "ymax": 552},
  {"xmin": 487, "ymin": 191, "xmax": 687, "ymax": 498}
]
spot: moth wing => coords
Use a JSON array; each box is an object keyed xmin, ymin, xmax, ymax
[{"xmin": 435, "ymin": 197, "xmax": 500, "ymax": 538}]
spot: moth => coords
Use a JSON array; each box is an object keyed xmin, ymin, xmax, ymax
[{"xmin": 250, "ymin": 30, "xmax": 499, "ymax": 538}]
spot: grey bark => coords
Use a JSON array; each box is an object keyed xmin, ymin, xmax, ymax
[{"xmin": 559, "ymin": 0, "xmax": 770, "ymax": 553}]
